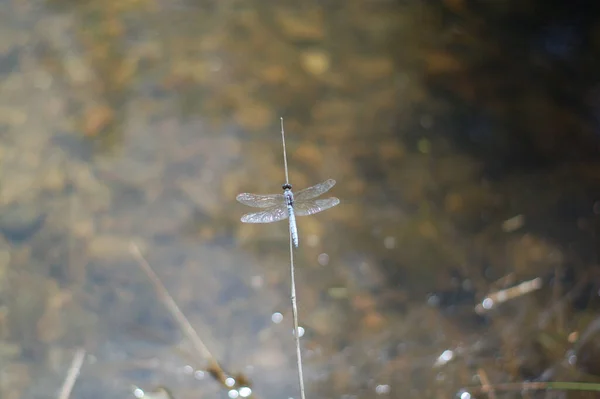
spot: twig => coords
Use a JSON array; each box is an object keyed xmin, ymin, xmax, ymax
[
  {"xmin": 475, "ymin": 277, "xmax": 543, "ymax": 314},
  {"xmin": 476, "ymin": 368, "xmax": 496, "ymax": 399},
  {"xmin": 281, "ymin": 117, "xmax": 307, "ymax": 399},
  {"xmin": 280, "ymin": 117, "xmax": 290, "ymax": 185},
  {"xmin": 289, "ymin": 229, "xmax": 306, "ymax": 399},
  {"xmin": 129, "ymin": 243, "xmax": 227, "ymax": 383},
  {"xmin": 57, "ymin": 348, "xmax": 86, "ymax": 399}
]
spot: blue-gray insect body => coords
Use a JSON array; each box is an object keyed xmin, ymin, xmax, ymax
[{"xmin": 283, "ymin": 183, "xmax": 299, "ymax": 247}]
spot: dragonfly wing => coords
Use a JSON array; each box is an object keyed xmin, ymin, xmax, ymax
[
  {"xmin": 236, "ymin": 193, "xmax": 285, "ymax": 208},
  {"xmin": 294, "ymin": 179, "xmax": 336, "ymax": 201},
  {"xmin": 241, "ymin": 205, "xmax": 289, "ymax": 223},
  {"xmin": 294, "ymin": 197, "xmax": 340, "ymax": 216}
]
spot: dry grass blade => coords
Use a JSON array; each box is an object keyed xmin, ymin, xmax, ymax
[
  {"xmin": 129, "ymin": 242, "xmax": 255, "ymax": 396},
  {"xmin": 129, "ymin": 243, "xmax": 225, "ymax": 380},
  {"xmin": 289, "ymin": 233, "xmax": 306, "ymax": 399},
  {"xmin": 57, "ymin": 348, "xmax": 86, "ymax": 399},
  {"xmin": 476, "ymin": 368, "xmax": 496, "ymax": 399},
  {"xmin": 475, "ymin": 277, "xmax": 543, "ymax": 314}
]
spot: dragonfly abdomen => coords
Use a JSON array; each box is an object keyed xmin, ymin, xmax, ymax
[{"xmin": 288, "ymin": 205, "xmax": 298, "ymax": 248}]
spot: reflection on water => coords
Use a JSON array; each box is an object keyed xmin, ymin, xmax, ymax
[{"xmin": 2, "ymin": 0, "xmax": 600, "ymax": 398}]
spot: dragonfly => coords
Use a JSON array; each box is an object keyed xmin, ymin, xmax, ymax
[{"xmin": 236, "ymin": 179, "xmax": 340, "ymax": 247}]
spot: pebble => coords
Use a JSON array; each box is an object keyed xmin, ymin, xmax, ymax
[
  {"xmin": 300, "ymin": 50, "xmax": 330, "ymax": 76},
  {"xmin": 0, "ymin": 202, "xmax": 46, "ymax": 244},
  {"xmin": 83, "ymin": 104, "xmax": 114, "ymax": 137}
]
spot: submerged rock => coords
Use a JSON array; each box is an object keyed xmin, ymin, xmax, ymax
[{"xmin": 0, "ymin": 202, "xmax": 46, "ymax": 244}]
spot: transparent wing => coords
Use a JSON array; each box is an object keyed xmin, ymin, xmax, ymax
[
  {"xmin": 294, "ymin": 197, "xmax": 340, "ymax": 216},
  {"xmin": 241, "ymin": 205, "xmax": 289, "ymax": 223},
  {"xmin": 295, "ymin": 179, "xmax": 336, "ymax": 201},
  {"xmin": 236, "ymin": 193, "xmax": 285, "ymax": 208}
]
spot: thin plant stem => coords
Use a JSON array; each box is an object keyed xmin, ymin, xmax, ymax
[
  {"xmin": 281, "ymin": 117, "xmax": 306, "ymax": 399},
  {"xmin": 289, "ymin": 231, "xmax": 306, "ymax": 399},
  {"xmin": 476, "ymin": 368, "xmax": 496, "ymax": 399},
  {"xmin": 129, "ymin": 243, "xmax": 228, "ymax": 383},
  {"xmin": 57, "ymin": 348, "xmax": 86, "ymax": 399},
  {"xmin": 280, "ymin": 117, "xmax": 290, "ymax": 185}
]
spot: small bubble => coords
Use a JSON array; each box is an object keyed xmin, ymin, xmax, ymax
[
  {"xmin": 441, "ymin": 350, "xmax": 453, "ymax": 361},
  {"xmin": 317, "ymin": 253, "xmax": 330, "ymax": 266},
  {"xmin": 194, "ymin": 370, "xmax": 205, "ymax": 380},
  {"xmin": 228, "ymin": 390, "xmax": 240, "ymax": 399},
  {"xmin": 375, "ymin": 384, "xmax": 391, "ymax": 395},
  {"xmin": 434, "ymin": 349, "xmax": 454, "ymax": 366},
  {"xmin": 271, "ymin": 312, "xmax": 283, "ymax": 324},
  {"xmin": 460, "ymin": 391, "xmax": 472, "ymax": 399},
  {"xmin": 482, "ymin": 298, "xmax": 494, "ymax": 309},
  {"xmin": 183, "ymin": 365, "xmax": 193, "ymax": 374},
  {"xmin": 566, "ymin": 350, "xmax": 578, "ymax": 365},
  {"xmin": 133, "ymin": 388, "xmax": 145, "ymax": 398},
  {"xmin": 293, "ymin": 327, "xmax": 305, "ymax": 337},
  {"xmin": 383, "ymin": 236, "xmax": 395, "ymax": 249},
  {"xmin": 239, "ymin": 387, "xmax": 252, "ymax": 397},
  {"xmin": 225, "ymin": 377, "xmax": 236, "ymax": 387}
]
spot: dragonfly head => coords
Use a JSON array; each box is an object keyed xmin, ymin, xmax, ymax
[{"xmin": 282, "ymin": 183, "xmax": 292, "ymax": 190}]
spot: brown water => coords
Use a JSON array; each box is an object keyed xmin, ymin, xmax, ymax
[{"xmin": 2, "ymin": 0, "xmax": 600, "ymax": 398}]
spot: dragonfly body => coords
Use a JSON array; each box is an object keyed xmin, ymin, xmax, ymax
[
  {"xmin": 236, "ymin": 179, "xmax": 339, "ymax": 248},
  {"xmin": 283, "ymin": 184, "xmax": 299, "ymax": 247}
]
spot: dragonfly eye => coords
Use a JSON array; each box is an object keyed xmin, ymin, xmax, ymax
[{"xmin": 282, "ymin": 183, "xmax": 292, "ymax": 190}]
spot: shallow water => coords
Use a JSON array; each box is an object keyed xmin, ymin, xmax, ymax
[{"xmin": 1, "ymin": 1, "xmax": 600, "ymax": 398}]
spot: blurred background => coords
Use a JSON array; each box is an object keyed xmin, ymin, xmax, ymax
[{"xmin": 1, "ymin": 0, "xmax": 600, "ymax": 398}]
